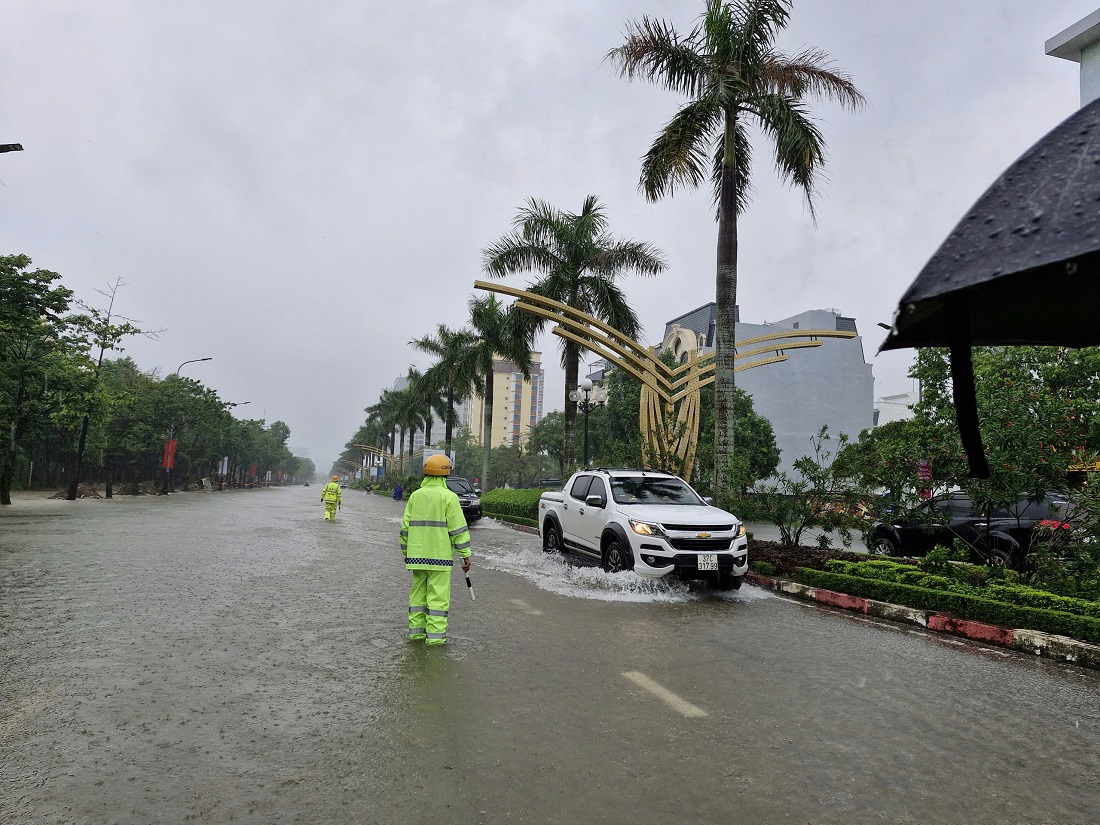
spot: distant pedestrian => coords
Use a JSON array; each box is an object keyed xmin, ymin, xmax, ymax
[
  {"xmin": 321, "ymin": 475, "xmax": 342, "ymax": 520},
  {"xmin": 392, "ymin": 482, "xmax": 403, "ymax": 501},
  {"xmin": 399, "ymin": 455, "xmax": 471, "ymax": 645}
]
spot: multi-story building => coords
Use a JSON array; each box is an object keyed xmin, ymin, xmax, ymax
[
  {"xmin": 662, "ymin": 303, "xmax": 874, "ymax": 476},
  {"xmin": 457, "ymin": 353, "xmax": 545, "ymax": 448}
]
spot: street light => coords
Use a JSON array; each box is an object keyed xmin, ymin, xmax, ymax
[
  {"xmin": 163, "ymin": 357, "xmax": 213, "ymax": 494},
  {"xmin": 568, "ymin": 377, "xmax": 607, "ymax": 468}
]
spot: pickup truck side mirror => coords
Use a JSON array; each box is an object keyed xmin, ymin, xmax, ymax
[
  {"xmin": 585, "ymin": 494, "xmax": 605, "ymax": 508},
  {"xmin": 703, "ymin": 496, "xmax": 714, "ymax": 505}
]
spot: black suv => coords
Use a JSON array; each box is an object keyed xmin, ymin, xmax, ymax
[
  {"xmin": 446, "ymin": 477, "xmax": 482, "ymax": 524},
  {"xmin": 869, "ymin": 491, "xmax": 1069, "ymax": 567}
]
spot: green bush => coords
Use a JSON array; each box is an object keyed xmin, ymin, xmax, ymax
[
  {"xmin": 750, "ymin": 561, "xmax": 776, "ymax": 576},
  {"xmin": 984, "ymin": 583, "xmax": 1100, "ymax": 620},
  {"xmin": 481, "ymin": 488, "xmax": 543, "ymax": 521},
  {"xmin": 795, "ymin": 567, "xmax": 1100, "ymax": 644}
]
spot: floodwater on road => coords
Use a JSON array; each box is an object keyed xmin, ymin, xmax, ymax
[{"xmin": 2, "ymin": 486, "xmax": 1098, "ymax": 824}]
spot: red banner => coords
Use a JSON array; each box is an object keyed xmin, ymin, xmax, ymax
[{"xmin": 162, "ymin": 439, "xmax": 178, "ymax": 469}]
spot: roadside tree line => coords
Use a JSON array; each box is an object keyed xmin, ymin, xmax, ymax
[{"xmin": 0, "ymin": 254, "xmax": 313, "ymax": 504}]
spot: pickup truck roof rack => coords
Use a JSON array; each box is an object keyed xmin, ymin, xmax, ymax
[{"xmin": 587, "ymin": 467, "xmax": 673, "ymax": 475}]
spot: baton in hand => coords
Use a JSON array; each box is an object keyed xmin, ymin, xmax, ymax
[{"xmin": 465, "ymin": 570, "xmax": 475, "ymax": 600}]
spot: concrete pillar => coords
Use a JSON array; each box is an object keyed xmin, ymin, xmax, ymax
[{"xmin": 1046, "ymin": 8, "xmax": 1100, "ymax": 107}]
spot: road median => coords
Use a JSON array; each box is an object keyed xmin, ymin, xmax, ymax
[{"xmin": 747, "ymin": 571, "xmax": 1100, "ymax": 671}]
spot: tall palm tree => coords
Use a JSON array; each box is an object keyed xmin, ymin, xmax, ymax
[
  {"xmin": 469, "ymin": 294, "xmax": 535, "ymax": 490},
  {"xmin": 608, "ymin": 0, "xmax": 864, "ymax": 494},
  {"xmin": 483, "ymin": 195, "xmax": 666, "ymax": 469},
  {"xmin": 411, "ymin": 324, "xmax": 482, "ymax": 456},
  {"xmin": 405, "ymin": 366, "xmax": 447, "ymax": 451},
  {"xmin": 391, "ymin": 382, "xmax": 424, "ymax": 475}
]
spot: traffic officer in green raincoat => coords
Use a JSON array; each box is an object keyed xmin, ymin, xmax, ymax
[
  {"xmin": 400, "ymin": 454, "xmax": 471, "ymax": 645},
  {"xmin": 321, "ymin": 475, "xmax": 342, "ymax": 520}
]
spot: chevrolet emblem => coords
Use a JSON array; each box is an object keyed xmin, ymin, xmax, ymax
[{"xmin": 696, "ymin": 532, "xmax": 711, "ymax": 539}]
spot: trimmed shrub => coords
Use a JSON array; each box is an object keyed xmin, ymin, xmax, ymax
[
  {"xmin": 751, "ymin": 561, "xmax": 777, "ymax": 576},
  {"xmin": 984, "ymin": 583, "xmax": 1100, "ymax": 620},
  {"xmin": 795, "ymin": 568, "xmax": 1100, "ymax": 644},
  {"xmin": 481, "ymin": 488, "xmax": 543, "ymax": 521}
]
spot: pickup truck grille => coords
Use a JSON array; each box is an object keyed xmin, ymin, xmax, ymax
[
  {"xmin": 667, "ymin": 537, "xmax": 734, "ymax": 551},
  {"xmin": 662, "ymin": 523, "xmax": 736, "ymax": 532}
]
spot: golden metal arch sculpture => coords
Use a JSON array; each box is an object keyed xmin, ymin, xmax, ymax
[
  {"xmin": 473, "ymin": 280, "xmax": 855, "ymax": 479},
  {"xmin": 354, "ymin": 444, "xmax": 399, "ymax": 474}
]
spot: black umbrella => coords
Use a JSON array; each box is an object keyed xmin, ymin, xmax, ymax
[{"xmin": 881, "ymin": 95, "xmax": 1100, "ymax": 477}]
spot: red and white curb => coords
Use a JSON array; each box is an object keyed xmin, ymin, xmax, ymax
[{"xmin": 746, "ymin": 573, "xmax": 1100, "ymax": 671}]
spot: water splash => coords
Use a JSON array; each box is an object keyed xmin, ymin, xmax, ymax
[{"xmin": 480, "ymin": 541, "xmax": 771, "ymax": 605}]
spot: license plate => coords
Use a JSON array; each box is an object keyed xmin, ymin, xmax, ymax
[{"xmin": 697, "ymin": 553, "xmax": 718, "ymax": 570}]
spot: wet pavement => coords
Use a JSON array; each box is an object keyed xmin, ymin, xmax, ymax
[{"xmin": 1, "ymin": 486, "xmax": 1097, "ymax": 824}]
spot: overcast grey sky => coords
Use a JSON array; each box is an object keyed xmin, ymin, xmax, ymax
[{"xmin": 3, "ymin": 1, "xmax": 1097, "ymax": 471}]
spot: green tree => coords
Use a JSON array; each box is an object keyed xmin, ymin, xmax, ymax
[
  {"xmin": 608, "ymin": 0, "xmax": 864, "ymax": 495},
  {"xmin": 469, "ymin": 294, "xmax": 533, "ymax": 491},
  {"xmin": 411, "ymin": 324, "xmax": 481, "ymax": 455},
  {"xmin": 526, "ymin": 411, "xmax": 565, "ymax": 480},
  {"xmin": 62, "ymin": 279, "xmax": 144, "ymax": 500},
  {"xmin": 0, "ymin": 255, "xmax": 76, "ymax": 505},
  {"xmin": 482, "ymin": 195, "xmax": 666, "ymax": 470}
]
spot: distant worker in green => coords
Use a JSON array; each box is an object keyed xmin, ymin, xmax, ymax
[
  {"xmin": 321, "ymin": 475, "xmax": 342, "ymax": 520},
  {"xmin": 400, "ymin": 455, "xmax": 471, "ymax": 645}
]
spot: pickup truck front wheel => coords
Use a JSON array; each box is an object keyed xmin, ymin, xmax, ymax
[
  {"xmin": 602, "ymin": 535, "xmax": 634, "ymax": 573},
  {"xmin": 542, "ymin": 520, "xmax": 564, "ymax": 554}
]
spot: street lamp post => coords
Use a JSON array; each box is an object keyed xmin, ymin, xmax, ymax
[
  {"xmin": 568, "ymin": 377, "xmax": 607, "ymax": 468},
  {"xmin": 163, "ymin": 358, "xmax": 212, "ymax": 494}
]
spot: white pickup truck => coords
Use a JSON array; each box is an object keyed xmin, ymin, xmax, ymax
[{"xmin": 538, "ymin": 468, "xmax": 749, "ymax": 590}]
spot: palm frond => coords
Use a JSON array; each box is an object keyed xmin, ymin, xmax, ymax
[
  {"xmin": 607, "ymin": 15, "xmax": 707, "ymax": 97},
  {"xmin": 641, "ymin": 97, "xmax": 722, "ymax": 201},
  {"xmin": 762, "ymin": 48, "xmax": 867, "ymax": 110},
  {"xmin": 750, "ymin": 93, "xmax": 827, "ymax": 221}
]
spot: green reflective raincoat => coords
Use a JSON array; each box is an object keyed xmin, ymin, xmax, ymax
[{"xmin": 400, "ymin": 475, "xmax": 471, "ymax": 644}]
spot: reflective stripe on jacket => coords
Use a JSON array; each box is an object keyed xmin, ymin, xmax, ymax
[
  {"xmin": 400, "ymin": 476, "xmax": 471, "ymax": 570},
  {"xmin": 321, "ymin": 482, "xmax": 342, "ymax": 503}
]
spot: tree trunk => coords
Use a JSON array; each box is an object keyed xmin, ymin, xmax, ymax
[
  {"xmin": 444, "ymin": 388, "xmax": 455, "ymax": 455},
  {"xmin": 481, "ymin": 369, "xmax": 494, "ymax": 490},
  {"xmin": 66, "ymin": 414, "xmax": 92, "ymax": 500},
  {"xmin": 105, "ymin": 458, "xmax": 114, "ymax": 498},
  {"xmin": 563, "ymin": 341, "xmax": 579, "ymax": 470},
  {"xmin": 713, "ymin": 111, "xmax": 740, "ymax": 497}
]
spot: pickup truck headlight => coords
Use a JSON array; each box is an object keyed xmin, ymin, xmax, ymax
[
  {"xmin": 629, "ymin": 519, "xmax": 667, "ymax": 538},
  {"xmin": 735, "ymin": 523, "xmax": 746, "ymax": 538}
]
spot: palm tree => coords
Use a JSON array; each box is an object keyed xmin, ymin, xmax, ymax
[
  {"xmin": 411, "ymin": 324, "xmax": 482, "ymax": 456},
  {"xmin": 607, "ymin": 0, "xmax": 865, "ymax": 494},
  {"xmin": 483, "ymin": 195, "xmax": 666, "ymax": 469},
  {"xmin": 404, "ymin": 366, "xmax": 447, "ymax": 451},
  {"xmin": 469, "ymin": 294, "xmax": 534, "ymax": 490},
  {"xmin": 392, "ymin": 382, "xmax": 424, "ymax": 475}
]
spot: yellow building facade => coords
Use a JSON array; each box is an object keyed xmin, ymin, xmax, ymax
[{"xmin": 460, "ymin": 353, "xmax": 545, "ymax": 448}]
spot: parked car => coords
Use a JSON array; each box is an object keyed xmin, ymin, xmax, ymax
[
  {"xmin": 446, "ymin": 476, "xmax": 482, "ymax": 524},
  {"xmin": 868, "ymin": 491, "xmax": 1070, "ymax": 567}
]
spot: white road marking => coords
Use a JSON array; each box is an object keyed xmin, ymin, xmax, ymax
[
  {"xmin": 622, "ymin": 671, "xmax": 707, "ymax": 717},
  {"xmin": 509, "ymin": 598, "xmax": 542, "ymax": 615}
]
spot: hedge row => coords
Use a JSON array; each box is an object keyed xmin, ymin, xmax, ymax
[
  {"xmin": 795, "ymin": 568, "xmax": 1100, "ymax": 644},
  {"xmin": 480, "ymin": 488, "xmax": 542, "ymax": 521},
  {"xmin": 825, "ymin": 559, "xmax": 1100, "ymax": 620}
]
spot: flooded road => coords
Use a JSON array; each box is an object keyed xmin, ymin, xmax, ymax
[{"xmin": 2, "ymin": 486, "xmax": 1098, "ymax": 824}]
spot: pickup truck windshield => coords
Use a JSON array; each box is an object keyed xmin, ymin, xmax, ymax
[{"xmin": 609, "ymin": 477, "xmax": 701, "ymax": 505}]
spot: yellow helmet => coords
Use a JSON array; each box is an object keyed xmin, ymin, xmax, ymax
[
  {"xmin": 423, "ymin": 454, "xmax": 451, "ymax": 476},
  {"xmin": 331, "ymin": 475, "xmax": 339, "ymax": 481}
]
